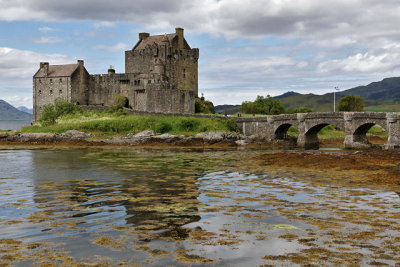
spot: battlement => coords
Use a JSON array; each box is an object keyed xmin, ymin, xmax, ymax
[{"xmin": 33, "ymin": 28, "xmax": 198, "ymax": 121}]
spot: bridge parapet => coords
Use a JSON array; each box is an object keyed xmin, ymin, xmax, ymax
[{"xmin": 234, "ymin": 112, "xmax": 400, "ymax": 150}]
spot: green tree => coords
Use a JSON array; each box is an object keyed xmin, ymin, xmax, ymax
[
  {"xmin": 239, "ymin": 95, "xmax": 285, "ymax": 115},
  {"xmin": 287, "ymin": 106, "xmax": 313, "ymax": 114},
  {"xmin": 39, "ymin": 99, "xmax": 81, "ymax": 126},
  {"xmin": 338, "ymin": 95, "xmax": 364, "ymax": 111},
  {"xmin": 195, "ymin": 94, "xmax": 215, "ymax": 114}
]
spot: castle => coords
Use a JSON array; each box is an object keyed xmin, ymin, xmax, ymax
[{"xmin": 33, "ymin": 28, "xmax": 199, "ymax": 121}]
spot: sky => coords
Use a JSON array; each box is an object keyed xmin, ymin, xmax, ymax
[{"xmin": 1, "ymin": 0, "xmax": 400, "ymax": 108}]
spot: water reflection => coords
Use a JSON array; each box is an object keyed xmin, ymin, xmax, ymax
[{"xmin": 0, "ymin": 148, "xmax": 399, "ymax": 266}]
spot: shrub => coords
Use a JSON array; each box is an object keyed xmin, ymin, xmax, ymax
[
  {"xmin": 179, "ymin": 118, "xmax": 199, "ymax": 131},
  {"xmin": 109, "ymin": 95, "xmax": 129, "ymax": 112},
  {"xmin": 54, "ymin": 99, "xmax": 81, "ymax": 117},
  {"xmin": 195, "ymin": 95, "xmax": 215, "ymax": 114},
  {"xmin": 155, "ymin": 121, "xmax": 172, "ymax": 133},
  {"xmin": 39, "ymin": 104, "xmax": 57, "ymax": 126},
  {"xmin": 39, "ymin": 99, "xmax": 81, "ymax": 126},
  {"xmin": 223, "ymin": 118, "xmax": 238, "ymax": 132}
]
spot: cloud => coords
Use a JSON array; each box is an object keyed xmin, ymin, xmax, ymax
[
  {"xmin": 0, "ymin": 47, "xmax": 74, "ymax": 86},
  {"xmin": 93, "ymin": 21, "xmax": 116, "ymax": 29},
  {"xmin": 3, "ymin": 95, "xmax": 32, "ymax": 108},
  {"xmin": 0, "ymin": 0, "xmax": 399, "ymax": 43},
  {"xmin": 31, "ymin": 37, "xmax": 64, "ymax": 43},
  {"xmin": 39, "ymin": 26, "xmax": 54, "ymax": 33},
  {"xmin": 92, "ymin": 42, "xmax": 130, "ymax": 52},
  {"xmin": 317, "ymin": 44, "xmax": 400, "ymax": 75},
  {"xmin": 0, "ymin": 47, "xmax": 75, "ymax": 107}
]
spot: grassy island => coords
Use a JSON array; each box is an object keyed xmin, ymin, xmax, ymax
[{"xmin": 21, "ymin": 109, "xmax": 237, "ymax": 138}]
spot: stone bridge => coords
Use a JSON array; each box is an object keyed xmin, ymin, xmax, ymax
[{"xmin": 235, "ymin": 112, "xmax": 400, "ymax": 149}]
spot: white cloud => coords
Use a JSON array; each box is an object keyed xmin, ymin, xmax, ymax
[
  {"xmin": 317, "ymin": 44, "xmax": 400, "ymax": 75},
  {"xmin": 92, "ymin": 43, "xmax": 130, "ymax": 52},
  {"xmin": 93, "ymin": 21, "xmax": 116, "ymax": 29},
  {"xmin": 39, "ymin": 26, "xmax": 54, "ymax": 33},
  {"xmin": 3, "ymin": 96, "xmax": 32, "ymax": 108},
  {"xmin": 1, "ymin": 0, "xmax": 399, "ymax": 44},
  {"xmin": 0, "ymin": 47, "xmax": 75, "ymax": 107},
  {"xmin": 31, "ymin": 37, "xmax": 64, "ymax": 43}
]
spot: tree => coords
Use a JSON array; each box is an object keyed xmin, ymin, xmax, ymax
[
  {"xmin": 239, "ymin": 95, "xmax": 285, "ymax": 115},
  {"xmin": 39, "ymin": 99, "xmax": 81, "ymax": 126},
  {"xmin": 287, "ymin": 106, "xmax": 313, "ymax": 114},
  {"xmin": 195, "ymin": 94, "xmax": 215, "ymax": 114},
  {"xmin": 338, "ymin": 95, "xmax": 364, "ymax": 112}
]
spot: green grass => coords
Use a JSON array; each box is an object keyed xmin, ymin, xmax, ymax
[
  {"xmin": 287, "ymin": 125, "xmax": 388, "ymax": 140},
  {"xmin": 20, "ymin": 110, "xmax": 237, "ymax": 137}
]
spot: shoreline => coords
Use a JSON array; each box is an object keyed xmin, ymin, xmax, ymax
[{"xmin": 1, "ymin": 134, "xmax": 399, "ymax": 188}]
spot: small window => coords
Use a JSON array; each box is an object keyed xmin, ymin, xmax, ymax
[
  {"xmin": 49, "ymin": 89, "xmax": 53, "ymax": 95},
  {"xmin": 38, "ymin": 90, "xmax": 42, "ymax": 95},
  {"xmin": 148, "ymin": 80, "xmax": 151, "ymax": 84},
  {"xmin": 183, "ymin": 69, "xmax": 186, "ymax": 79},
  {"xmin": 59, "ymin": 89, "xmax": 62, "ymax": 94},
  {"xmin": 39, "ymin": 79, "xmax": 42, "ymax": 84},
  {"xmin": 50, "ymin": 79, "xmax": 53, "ymax": 84},
  {"xmin": 59, "ymin": 78, "xmax": 62, "ymax": 83},
  {"xmin": 137, "ymin": 80, "xmax": 141, "ymax": 85}
]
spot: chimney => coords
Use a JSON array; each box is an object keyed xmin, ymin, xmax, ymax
[
  {"xmin": 175, "ymin": 27, "xmax": 184, "ymax": 49},
  {"xmin": 77, "ymin": 59, "xmax": 84, "ymax": 67},
  {"xmin": 139, "ymin": 32, "xmax": 150, "ymax": 41},
  {"xmin": 108, "ymin": 65, "xmax": 115, "ymax": 75},
  {"xmin": 40, "ymin": 62, "xmax": 49, "ymax": 76}
]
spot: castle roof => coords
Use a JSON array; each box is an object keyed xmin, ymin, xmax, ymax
[
  {"xmin": 34, "ymin": 64, "xmax": 79, "ymax": 78},
  {"xmin": 133, "ymin": 33, "xmax": 177, "ymax": 50}
]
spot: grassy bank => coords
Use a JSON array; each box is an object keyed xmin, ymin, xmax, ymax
[
  {"xmin": 287, "ymin": 125, "xmax": 388, "ymax": 140},
  {"xmin": 20, "ymin": 110, "xmax": 237, "ymax": 137}
]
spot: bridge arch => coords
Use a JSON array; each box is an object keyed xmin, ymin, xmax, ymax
[
  {"xmin": 351, "ymin": 122, "xmax": 387, "ymax": 146},
  {"xmin": 301, "ymin": 121, "xmax": 345, "ymax": 149},
  {"xmin": 275, "ymin": 123, "xmax": 297, "ymax": 139}
]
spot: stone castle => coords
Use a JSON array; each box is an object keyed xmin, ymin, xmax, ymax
[{"xmin": 33, "ymin": 28, "xmax": 199, "ymax": 121}]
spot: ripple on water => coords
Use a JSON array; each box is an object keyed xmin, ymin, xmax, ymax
[{"xmin": 0, "ymin": 148, "xmax": 399, "ymax": 266}]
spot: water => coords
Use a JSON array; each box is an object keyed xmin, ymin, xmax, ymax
[
  {"xmin": 0, "ymin": 120, "xmax": 32, "ymax": 130},
  {"xmin": 0, "ymin": 148, "xmax": 399, "ymax": 266}
]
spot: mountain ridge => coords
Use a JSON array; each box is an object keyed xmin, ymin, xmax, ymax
[
  {"xmin": 215, "ymin": 77, "xmax": 400, "ymax": 114},
  {"xmin": 0, "ymin": 100, "xmax": 32, "ymax": 120}
]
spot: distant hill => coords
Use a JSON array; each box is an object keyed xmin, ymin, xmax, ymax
[
  {"xmin": 215, "ymin": 77, "xmax": 400, "ymax": 113},
  {"xmin": 278, "ymin": 77, "xmax": 400, "ymax": 112},
  {"xmin": 214, "ymin": 104, "xmax": 240, "ymax": 115},
  {"xmin": 340, "ymin": 77, "xmax": 400, "ymax": 100},
  {"xmin": 17, "ymin": 106, "xmax": 33, "ymax": 114},
  {"xmin": 0, "ymin": 100, "xmax": 32, "ymax": 120}
]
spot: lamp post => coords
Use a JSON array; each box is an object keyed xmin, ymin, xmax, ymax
[{"xmin": 333, "ymin": 86, "xmax": 339, "ymax": 112}]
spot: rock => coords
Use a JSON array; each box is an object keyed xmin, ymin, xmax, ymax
[
  {"xmin": 235, "ymin": 140, "xmax": 248, "ymax": 146},
  {"xmin": 195, "ymin": 132, "xmax": 207, "ymax": 139},
  {"xmin": 62, "ymin": 130, "xmax": 91, "ymax": 139},
  {"xmin": 153, "ymin": 133, "xmax": 179, "ymax": 143},
  {"xmin": 203, "ymin": 131, "xmax": 224, "ymax": 143},
  {"xmin": 133, "ymin": 130, "xmax": 155, "ymax": 138},
  {"xmin": 19, "ymin": 133, "xmax": 57, "ymax": 141}
]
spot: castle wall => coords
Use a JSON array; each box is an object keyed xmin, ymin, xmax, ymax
[
  {"xmin": 146, "ymin": 86, "xmax": 195, "ymax": 114},
  {"xmin": 33, "ymin": 76, "xmax": 71, "ymax": 121},
  {"xmin": 125, "ymin": 47, "xmax": 157, "ymax": 74},
  {"xmin": 70, "ymin": 64, "xmax": 90, "ymax": 105},
  {"xmin": 171, "ymin": 48, "xmax": 199, "ymax": 95}
]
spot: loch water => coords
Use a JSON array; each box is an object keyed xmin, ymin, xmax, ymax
[
  {"xmin": 0, "ymin": 120, "xmax": 32, "ymax": 131},
  {"xmin": 0, "ymin": 148, "xmax": 399, "ymax": 266}
]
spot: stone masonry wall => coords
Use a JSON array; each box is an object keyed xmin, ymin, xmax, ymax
[{"xmin": 33, "ymin": 76, "xmax": 71, "ymax": 121}]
